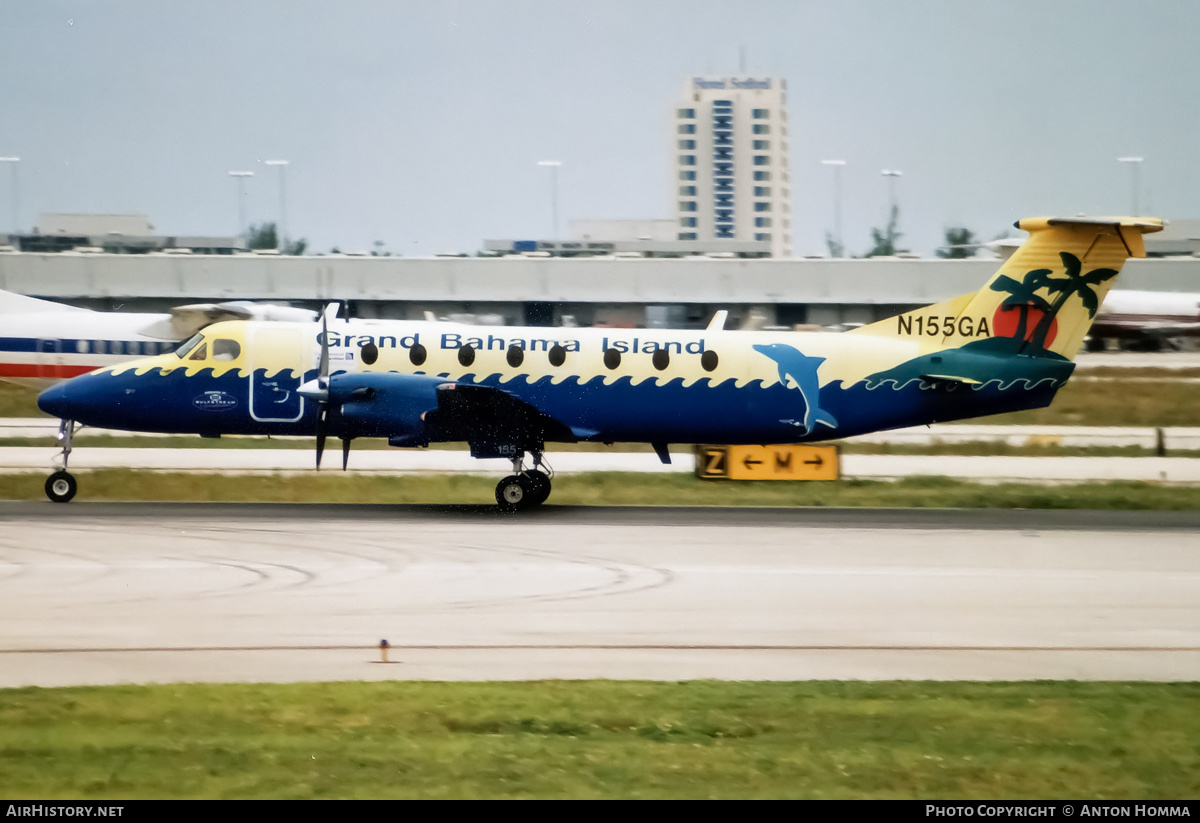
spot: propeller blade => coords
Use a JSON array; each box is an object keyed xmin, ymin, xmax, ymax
[
  {"xmin": 315, "ymin": 408, "xmax": 327, "ymax": 470},
  {"xmin": 342, "ymin": 437, "xmax": 351, "ymax": 471},
  {"xmin": 318, "ymin": 312, "xmax": 330, "ymax": 387},
  {"xmin": 313, "ymin": 308, "xmax": 334, "ymax": 470}
]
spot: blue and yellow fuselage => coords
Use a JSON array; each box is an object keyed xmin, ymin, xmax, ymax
[{"xmin": 36, "ymin": 317, "xmax": 1073, "ymax": 449}]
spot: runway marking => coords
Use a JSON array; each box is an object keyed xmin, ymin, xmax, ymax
[{"xmin": 4, "ymin": 645, "xmax": 1199, "ymax": 654}]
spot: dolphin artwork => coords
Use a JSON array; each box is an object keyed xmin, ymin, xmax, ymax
[{"xmin": 752, "ymin": 343, "xmax": 839, "ymax": 434}]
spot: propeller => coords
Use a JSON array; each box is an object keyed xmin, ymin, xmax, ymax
[
  {"xmin": 298, "ymin": 304, "xmax": 358, "ymax": 471},
  {"xmin": 298, "ymin": 309, "xmax": 333, "ymax": 469}
]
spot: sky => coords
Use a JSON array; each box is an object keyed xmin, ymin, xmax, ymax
[{"xmin": 1, "ymin": 0, "xmax": 1198, "ymax": 257}]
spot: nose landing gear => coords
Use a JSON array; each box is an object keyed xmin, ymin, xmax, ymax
[
  {"xmin": 494, "ymin": 450, "xmax": 552, "ymax": 512},
  {"xmin": 45, "ymin": 419, "xmax": 79, "ymax": 503}
]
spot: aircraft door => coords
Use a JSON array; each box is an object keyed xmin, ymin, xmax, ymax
[
  {"xmin": 37, "ymin": 339, "xmax": 62, "ymax": 382},
  {"xmin": 249, "ymin": 327, "xmax": 306, "ymax": 423}
]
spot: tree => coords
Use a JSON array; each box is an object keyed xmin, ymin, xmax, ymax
[
  {"xmin": 936, "ymin": 226, "xmax": 978, "ymax": 259},
  {"xmin": 246, "ymin": 222, "xmax": 277, "ymax": 250},
  {"xmin": 824, "ymin": 231, "xmax": 844, "ymax": 259},
  {"xmin": 244, "ymin": 222, "xmax": 306, "ymax": 254},
  {"xmin": 865, "ymin": 205, "xmax": 902, "ymax": 257}
]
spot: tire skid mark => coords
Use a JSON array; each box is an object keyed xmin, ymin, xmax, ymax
[{"xmin": 429, "ymin": 537, "xmax": 675, "ymax": 610}]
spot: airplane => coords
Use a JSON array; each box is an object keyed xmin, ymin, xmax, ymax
[
  {"xmin": 1085, "ymin": 289, "xmax": 1200, "ymax": 351},
  {"xmin": 0, "ymin": 289, "xmax": 316, "ymax": 389},
  {"xmin": 36, "ymin": 216, "xmax": 1163, "ymax": 509}
]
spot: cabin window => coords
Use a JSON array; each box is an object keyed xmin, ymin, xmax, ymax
[
  {"xmin": 360, "ymin": 341, "xmax": 379, "ymax": 365},
  {"xmin": 458, "ymin": 344, "xmax": 476, "ymax": 367},
  {"xmin": 409, "ymin": 343, "xmax": 427, "ymax": 366},
  {"xmin": 701, "ymin": 350, "xmax": 719, "ymax": 372},
  {"xmin": 548, "ymin": 344, "xmax": 566, "ymax": 367},
  {"xmin": 506, "ymin": 345, "xmax": 524, "ymax": 368},
  {"xmin": 604, "ymin": 348, "xmax": 621, "ymax": 370},
  {"xmin": 652, "ymin": 349, "xmax": 670, "ymax": 371},
  {"xmin": 187, "ymin": 342, "xmax": 209, "ymax": 361},
  {"xmin": 213, "ymin": 339, "xmax": 241, "ymax": 361},
  {"xmin": 75, "ymin": 340, "xmax": 87, "ymax": 354},
  {"xmin": 175, "ymin": 333, "xmax": 204, "ymax": 359}
]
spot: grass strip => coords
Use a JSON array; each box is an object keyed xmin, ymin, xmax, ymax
[
  {"xmin": 4, "ymin": 470, "xmax": 1200, "ymax": 509},
  {"xmin": 1, "ymin": 680, "xmax": 1197, "ymax": 799}
]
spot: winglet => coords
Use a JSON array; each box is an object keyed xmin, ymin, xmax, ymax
[{"xmin": 706, "ymin": 310, "xmax": 728, "ymax": 331}]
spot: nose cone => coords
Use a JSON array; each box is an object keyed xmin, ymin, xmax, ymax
[
  {"xmin": 37, "ymin": 381, "xmax": 73, "ymax": 420},
  {"xmin": 37, "ymin": 372, "xmax": 127, "ymax": 427}
]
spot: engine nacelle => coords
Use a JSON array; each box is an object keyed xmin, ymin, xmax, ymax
[{"xmin": 330, "ymin": 372, "xmax": 449, "ymax": 441}]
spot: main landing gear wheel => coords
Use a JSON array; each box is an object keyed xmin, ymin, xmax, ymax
[
  {"xmin": 45, "ymin": 470, "xmax": 77, "ymax": 504},
  {"xmin": 496, "ymin": 474, "xmax": 533, "ymax": 512},
  {"xmin": 494, "ymin": 450, "xmax": 553, "ymax": 512},
  {"xmin": 522, "ymin": 470, "xmax": 551, "ymax": 506}
]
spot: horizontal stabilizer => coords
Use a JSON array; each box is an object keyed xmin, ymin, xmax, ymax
[{"xmin": 0, "ymin": 289, "xmax": 87, "ymax": 315}]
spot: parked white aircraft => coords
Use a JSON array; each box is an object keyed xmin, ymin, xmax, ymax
[
  {"xmin": 1087, "ymin": 289, "xmax": 1200, "ymax": 350},
  {"xmin": 0, "ymin": 289, "xmax": 316, "ymax": 389}
]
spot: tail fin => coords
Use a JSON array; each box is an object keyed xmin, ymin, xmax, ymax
[
  {"xmin": 0, "ymin": 289, "xmax": 87, "ymax": 314},
  {"xmin": 850, "ymin": 217, "xmax": 1164, "ymax": 359}
]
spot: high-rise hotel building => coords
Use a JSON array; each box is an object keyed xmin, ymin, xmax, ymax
[{"xmin": 674, "ymin": 76, "xmax": 791, "ymax": 257}]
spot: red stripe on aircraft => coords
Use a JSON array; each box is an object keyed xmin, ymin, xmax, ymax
[{"xmin": 0, "ymin": 363, "xmax": 98, "ymax": 379}]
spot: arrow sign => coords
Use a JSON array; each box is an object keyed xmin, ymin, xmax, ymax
[{"xmin": 702, "ymin": 444, "xmax": 839, "ymax": 481}]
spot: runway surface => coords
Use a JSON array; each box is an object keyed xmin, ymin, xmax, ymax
[{"xmin": 1, "ymin": 503, "xmax": 1198, "ymax": 686}]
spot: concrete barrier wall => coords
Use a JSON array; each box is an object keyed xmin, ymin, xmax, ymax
[{"xmin": 4, "ymin": 253, "xmax": 1196, "ymax": 306}]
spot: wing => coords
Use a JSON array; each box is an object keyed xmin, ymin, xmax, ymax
[{"xmin": 328, "ymin": 372, "xmax": 577, "ymax": 456}]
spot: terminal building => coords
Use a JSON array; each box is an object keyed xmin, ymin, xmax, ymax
[
  {"xmin": 0, "ymin": 213, "xmax": 246, "ymax": 256},
  {"xmin": 1, "ymin": 244, "xmax": 1197, "ymax": 335}
]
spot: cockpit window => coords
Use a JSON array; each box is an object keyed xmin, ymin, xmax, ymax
[
  {"xmin": 175, "ymin": 333, "xmax": 204, "ymax": 359},
  {"xmin": 187, "ymin": 342, "xmax": 209, "ymax": 361},
  {"xmin": 212, "ymin": 339, "xmax": 241, "ymax": 361}
]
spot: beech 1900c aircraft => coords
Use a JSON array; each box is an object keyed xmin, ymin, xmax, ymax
[{"xmin": 37, "ymin": 216, "xmax": 1163, "ymax": 509}]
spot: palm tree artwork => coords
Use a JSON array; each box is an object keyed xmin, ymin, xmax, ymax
[
  {"xmin": 990, "ymin": 268, "xmax": 1053, "ymax": 342},
  {"xmin": 1027, "ymin": 252, "xmax": 1118, "ymax": 350}
]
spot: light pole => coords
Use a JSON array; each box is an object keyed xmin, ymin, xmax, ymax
[
  {"xmin": 263, "ymin": 159, "xmax": 289, "ymax": 252},
  {"xmin": 1118, "ymin": 156, "xmax": 1143, "ymax": 216},
  {"xmin": 821, "ymin": 160, "xmax": 845, "ymax": 257},
  {"xmin": 228, "ymin": 170, "xmax": 253, "ymax": 241},
  {"xmin": 880, "ymin": 169, "xmax": 902, "ymax": 217},
  {"xmin": 537, "ymin": 160, "xmax": 562, "ymax": 239},
  {"xmin": 0, "ymin": 157, "xmax": 19, "ymax": 235}
]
